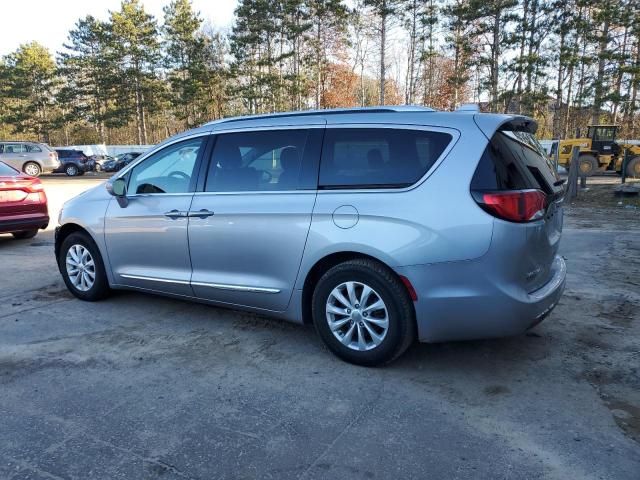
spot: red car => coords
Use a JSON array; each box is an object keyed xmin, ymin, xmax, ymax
[{"xmin": 0, "ymin": 161, "xmax": 48, "ymax": 239}]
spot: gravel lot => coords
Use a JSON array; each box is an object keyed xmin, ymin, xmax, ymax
[{"xmin": 0, "ymin": 175, "xmax": 639, "ymax": 479}]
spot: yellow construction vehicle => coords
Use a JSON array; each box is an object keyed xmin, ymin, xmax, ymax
[{"xmin": 558, "ymin": 125, "xmax": 640, "ymax": 177}]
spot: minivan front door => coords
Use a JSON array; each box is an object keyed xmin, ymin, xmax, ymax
[
  {"xmin": 104, "ymin": 136, "xmax": 208, "ymax": 296},
  {"xmin": 188, "ymin": 127, "xmax": 323, "ymax": 311}
]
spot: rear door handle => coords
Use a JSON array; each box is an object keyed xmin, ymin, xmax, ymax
[
  {"xmin": 164, "ymin": 209, "xmax": 188, "ymax": 219},
  {"xmin": 188, "ymin": 209, "xmax": 215, "ymax": 219}
]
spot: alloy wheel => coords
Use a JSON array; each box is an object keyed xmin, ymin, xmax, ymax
[
  {"xmin": 65, "ymin": 244, "xmax": 96, "ymax": 292},
  {"xmin": 325, "ymin": 281, "xmax": 389, "ymax": 351},
  {"xmin": 24, "ymin": 163, "xmax": 41, "ymax": 176}
]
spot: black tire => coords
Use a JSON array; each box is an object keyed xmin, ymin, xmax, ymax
[
  {"xmin": 312, "ymin": 259, "xmax": 416, "ymax": 366},
  {"xmin": 578, "ymin": 154, "xmax": 598, "ymax": 177},
  {"xmin": 65, "ymin": 164, "xmax": 79, "ymax": 176},
  {"xmin": 58, "ymin": 232, "xmax": 110, "ymax": 301},
  {"xmin": 626, "ymin": 157, "xmax": 640, "ymax": 178},
  {"xmin": 12, "ymin": 229, "xmax": 38, "ymax": 240},
  {"xmin": 23, "ymin": 161, "xmax": 41, "ymax": 177}
]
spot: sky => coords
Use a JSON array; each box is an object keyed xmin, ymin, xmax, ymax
[{"xmin": 0, "ymin": 0, "xmax": 238, "ymax": 57}]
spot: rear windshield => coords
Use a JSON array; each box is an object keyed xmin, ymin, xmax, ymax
[
  {"xmin": 0, "ymin": 161, "xmax": 19, "ymax": 176},
  {"xmin": 319, "ymin": 128, "xmax": 452, "ymax": 189},
  {"xmin": 471, "ymin": 130, "xmax": 560, "ymax": 195}
]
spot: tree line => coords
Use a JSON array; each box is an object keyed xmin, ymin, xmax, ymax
[{"xmin": 0, "ymin": 0, "xmax": 639, "ymax": 146}]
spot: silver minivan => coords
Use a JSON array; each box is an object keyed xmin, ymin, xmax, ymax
[
  {"xmin": 55, "ymin": 107, "xmax": 566, "ymax": 365},
  {"xmin": 0, "ymin": 141, "xmax": 60, "ymax": 176}
]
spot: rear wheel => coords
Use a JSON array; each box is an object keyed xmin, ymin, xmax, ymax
[
  {"xmin": 312, "ymin": 259, "xmax": 415, "ymax": 366},
  {"xmin": 59, "ymin": 232, "xmax": 110, "ymax": 301},
  {"xmin": 626, "ymin": 157, "xmax": 640, "ymax": 178},
  {"xmin": 578, "ymin": 155, "xmax": 598, "ymax": 177},
  {"xmin": 12, "ymin": 230, "xmax": 38, "ymax": 240},
  {"xmin": 23, "ymin": 162, "xmax": 41, "ymax": 177},
  {"xmin": 65, "ymin": 164, "xmax": 79, "ymax": 176}
]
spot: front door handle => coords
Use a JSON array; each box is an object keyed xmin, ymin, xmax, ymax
[
  {"xmin": 164, "ymin": 209, "xmax": 188, "ymax": 219},
  {"xmin": 188, "ymin": 209, "xmax": 215, "ymax": 219}
]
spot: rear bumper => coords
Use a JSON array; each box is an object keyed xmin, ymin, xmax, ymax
[
  {"xmin": 41, "ymin": 158, "xmax": 61, "ymax": 174},
  {"xmin": 395, "ymin": 255, "xmax": 566, "ymax": 343},
  {"xmin": 0, "ymin": 214, "xmax": 49, "ymax": 233}
]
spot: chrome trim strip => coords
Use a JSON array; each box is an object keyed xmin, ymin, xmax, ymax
[
  {"xmin": 191, "ymin": 281, "xmax": 280, "ymax": 294},
  {"xmin": 119, "ymin": 274, "xmax": 190, "ymax": 286},
  {"xmin": 119, "ymin": 273, "xmax": 281, "ymax": 294}
]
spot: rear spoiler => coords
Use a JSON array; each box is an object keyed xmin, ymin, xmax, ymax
[{"xmin": 473, "ymin": 114, "xmax": 538, "ymax": 139}]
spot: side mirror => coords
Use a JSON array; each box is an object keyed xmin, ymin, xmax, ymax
[{"xmin": 108, "ymin": 178, "xmax": 128, "ymax": 207}]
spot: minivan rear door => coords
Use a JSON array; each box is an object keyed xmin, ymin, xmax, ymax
[{"xmin": 187, "ymin": 125, "xmax": 324, "ymax": 311}]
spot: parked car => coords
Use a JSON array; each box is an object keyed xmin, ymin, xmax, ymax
[
  {"xmin": 92, "ymin": 155, "xmax": 114, "ymax": 172},
  {"xmin": 53, "ymin": 149, "xmax": 90, "ymax": 176},
  {"xmin": 0, "ymin": 141, "xmax": 60, "ymax": 176},
  {"xmin": 55, "ymin": 106, "xmax": 566, "ymax": 366},
  {"xmin": 101, "ymin": 152, "xmax": 142, "ymax": 172},
  {"xmin": 0, "ymin": 161, "xmax": 48, "ymax": 239}
]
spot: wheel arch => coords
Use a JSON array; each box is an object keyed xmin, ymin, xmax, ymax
[
  {"xmin": 22, "ymin": 160, "xmax": 43, "ymax": 174},
  {"xmin": 300, "ymin": 251, "xmax": 415, "ymax": 325},
  {"xmin": 55, "ymin": 223, "xmax": 96, "ymax": 267}
]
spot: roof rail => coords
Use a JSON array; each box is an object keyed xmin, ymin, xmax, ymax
[
  {"xmin": 204, "ymin": 105, "xmax": 438, "ymax": 126},
  {"xmin": 455, "ymin": 103, "xmax": 480, "ymax": 113}
]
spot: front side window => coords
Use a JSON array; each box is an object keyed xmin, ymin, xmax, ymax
[
  {"xmin": 205, "ymin": 129, "xmax": 310, "ymax": 192},
  {"xmin": 319, "ymin": 128, "xmax": 452, "ymax": 188},
  {"xmin": 128, "ymin": 137, "xmax": 203, "ymax": 195}
]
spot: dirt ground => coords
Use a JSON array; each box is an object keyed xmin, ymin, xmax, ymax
[
  {"xmin": 0, "ymin": 175, "xmax": 638, "ymax": 479},
  {"xmin": 560, "ymin": 176, "xmax": 640, "ymax": 444}
]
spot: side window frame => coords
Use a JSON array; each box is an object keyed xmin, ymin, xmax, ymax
[
  {"xmin": 123, "ymin": 134, "xmax": 210, "ymax": 196},
  {"xmin": 196, "ymin": 126, "xmax": 324, "ymax": 193}
]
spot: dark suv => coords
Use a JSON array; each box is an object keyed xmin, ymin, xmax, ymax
[{"xmin": 53, "ymin": 149, "xmax": 90, "ymax": 176}]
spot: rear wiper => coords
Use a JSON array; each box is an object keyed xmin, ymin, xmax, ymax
[{"xmin": 554, "ymin": 178, "xmax": 566, "ymax": 187}]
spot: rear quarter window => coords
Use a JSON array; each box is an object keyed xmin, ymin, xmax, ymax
[
  {"xmin": 319, "ymin": 128, "xmax": 452, "ymax": 189},
  {"xmin": 471, "ymin": 130, "xmax": 560, "ymax": 195}
]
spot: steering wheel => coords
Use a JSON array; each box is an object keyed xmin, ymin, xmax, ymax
[
  {"xmin": 258, "ymin": 170, "xmax": 272, "ymax": 183},
  {"xmin": 168, "ymin": 171, "xmax": 190, "ymax": 181}
]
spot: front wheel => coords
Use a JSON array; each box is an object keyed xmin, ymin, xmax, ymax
[
  {"xmin": 59, "ymin": 232, "xmax": 110, "ymax": 301},
  {"xmin": 23, "ymin": 162, "xmax": 42, "ymax": 177},
  {"xmin": 626, "ymin": 157, "xmax": 640, "ymax": 178},
  {"xmin": 578, "ymin": 155, "xmax": 598, "ymax": 177},
  {"xmin": 312, "ymin": 259, "xmax": 415, "ymax": 366}
]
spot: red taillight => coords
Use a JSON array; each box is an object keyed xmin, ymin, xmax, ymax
[{"xmin": 473, "ymin": 189, "xmax": 547, "ymax": 223}]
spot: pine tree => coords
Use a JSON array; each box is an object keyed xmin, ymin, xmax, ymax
[
  {"xmin": 109, "ymin": 0, "xmax": 162, "ymax": 144},
  {"xmin": 57, "ymin": 16, "xmax": 114, "ymax": 142},
  {"xmin": 443, "ymin": 0, "xmax": 474, "ymax": 109},
  {"xmin": 364, "ymin": 0, "xmax": 401, "ymax": 105},
  {"xmin": 2, "ymin": 42, "xmax": 58, "ymax": 142},
  {"xmin": 308, "ymin": 0, "xmax": 349, "ymax": 108},
  {"xmin": 163, "ymin": 0, "xmax": 209, "ymax": 127}
]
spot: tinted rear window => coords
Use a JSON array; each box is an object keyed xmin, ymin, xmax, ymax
[
  {"xmin": 319, "ymin": 128, "xmax": 452, "ymax": 188},
  {"xmin": 471, "ymin": 130, "xmax": 560, "ymax": 194}
]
